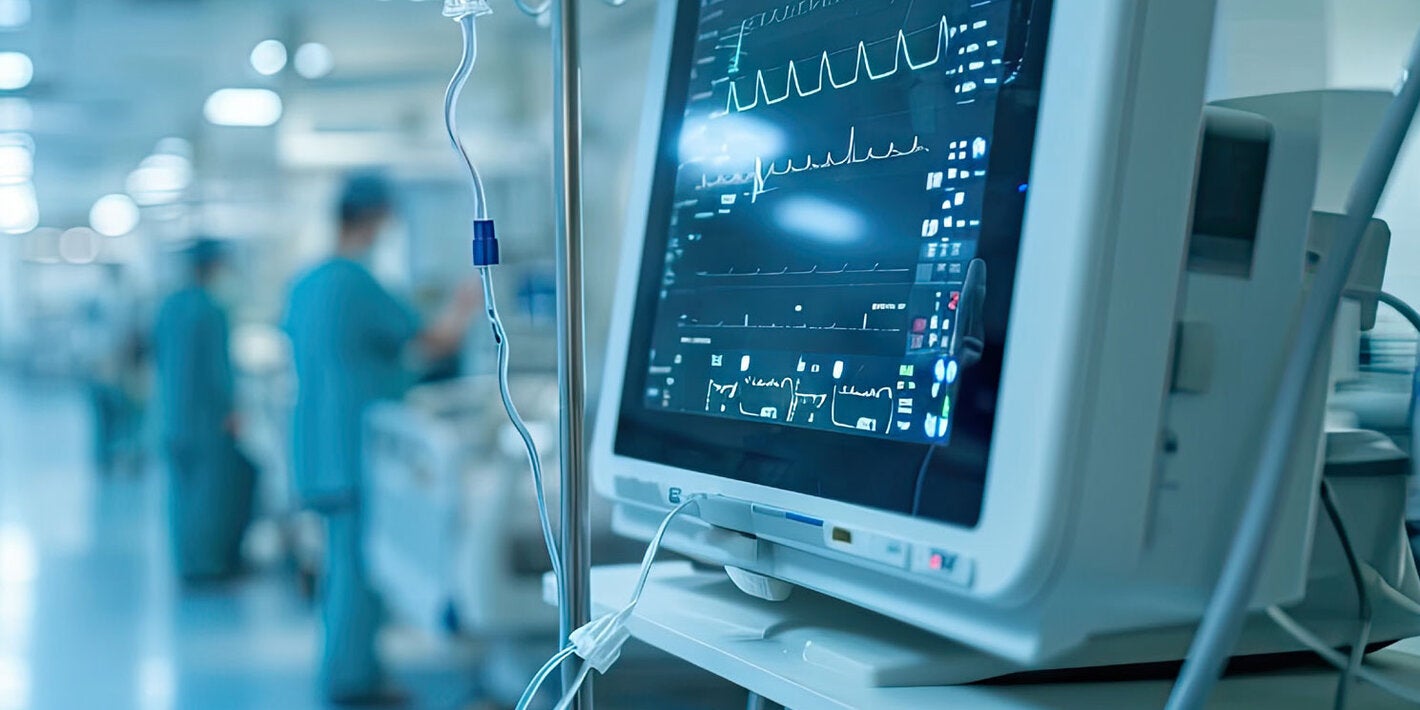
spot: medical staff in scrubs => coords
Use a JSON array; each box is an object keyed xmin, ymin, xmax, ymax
[
  {"xmin": 153, "ymin": 239, "xmax": 251, "ymax": 581},
  {"xmin": 284, "ymin": 174, "xmax": 477, "ymax": 704}
]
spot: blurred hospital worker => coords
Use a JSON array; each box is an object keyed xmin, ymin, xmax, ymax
[
  {"xmin": 153, "ymin": 239, "xmax": 252, "ymax": 581},
  {"xmin": 284, "ymin": 174, "xmax": 477, "ymax": 704}
]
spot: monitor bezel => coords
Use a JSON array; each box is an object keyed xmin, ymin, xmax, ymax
[{"xmin": 594, "ymin": 0, "xmax": 1164, "ymax": 603}]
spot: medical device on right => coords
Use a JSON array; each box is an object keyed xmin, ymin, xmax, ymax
[{"xmin": 592, "ymin": 0, "xmax": 1420, "ymax": 689}]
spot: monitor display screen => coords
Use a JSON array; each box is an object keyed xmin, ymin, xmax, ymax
[{"xmin": 615, "ymin": 0, "xmax": 1053, "ymax": 527}]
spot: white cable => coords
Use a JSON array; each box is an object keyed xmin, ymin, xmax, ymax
[
  {"xmin": 443, "ymin": 0, "xmax": 563, "ymax": 601},
  {"xmin": 520, "ymin": 497, "xmax": 704, "ymax": 710},
  {"xmin": 515, "ymin": 645, "xmax": 578, "ymax": 710},
  {"xmin": 479, "ymin": 266, "xmax": 564, "ymax": 588},
  {"xmin": 552, "ymin": 663, "xmax": 593, "ymax": 710},
  {"xmin": 1166, "ymin": 29, "xmax": 1420, "ymax": 710},
  {"xmin": 1340, "ymin": 619, "xmax": 1372, "ymax": 710},
  {"xmin": 1267, "ymin": 606, "xmax": 1420, "ymax": 704},
  {"xmin": 444, "ymin": 13, "xmax": 489, "ymax": 221}
]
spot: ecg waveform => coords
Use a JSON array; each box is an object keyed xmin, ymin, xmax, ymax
[
  {"xmin": 681, "ymin": 312, "xmax": 903, "ymax": 333},
  {"xmin": 697, "ymin": 126, "xmax": 928, "ymax": 204},
  {"xmin": 720, "ymin": 0, "xmax": 853, "ymax": 74},
  {"xmin": 694, "ymin": 263, "xmax": 911, "ymax": 279},
  {"xmin": 716, "ymin": 16, "xmax": 953, "ymax": 116},
  {"xmin": 706, "ymin": 375, "xmax": 898, "ymax": 432}
]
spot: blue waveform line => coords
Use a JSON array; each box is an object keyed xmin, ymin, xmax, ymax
[{"xmin": 718, "ymin": 16, "xmax": 954, "ymax": 116}]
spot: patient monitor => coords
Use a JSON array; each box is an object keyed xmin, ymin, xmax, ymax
[{"xmin": 593, "ymin": 0, "xmax": 1420, "ymax": 674}]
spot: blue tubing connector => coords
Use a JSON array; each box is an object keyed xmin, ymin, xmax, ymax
[{"xmin": 472, "ymin": 219, "xmax": 499, "ymax": 267}]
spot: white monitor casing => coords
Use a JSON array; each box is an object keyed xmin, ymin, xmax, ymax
[{"xmin": 593, "ymin": 0, "xmax": 1331, "ymax": 666}]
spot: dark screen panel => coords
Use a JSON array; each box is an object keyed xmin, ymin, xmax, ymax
[{"xmin": 615, "ymin": 0, "xmax": 1054, "ymax": 528}]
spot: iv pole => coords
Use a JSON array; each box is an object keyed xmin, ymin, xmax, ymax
[{"xmin": 550, "ymin": 0, "xmax": 593, "ymax": 706}]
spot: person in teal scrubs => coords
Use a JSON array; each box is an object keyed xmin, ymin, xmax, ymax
[
  {"xmin": 153, "ymin": 239, "xmax": 251, "ymax": 581},
  {"xmin": 284, "ymin": 174, "xmax": 477, "ymax": 704}
]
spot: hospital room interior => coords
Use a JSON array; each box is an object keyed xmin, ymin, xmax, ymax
[{"xmin": 5, "ymin": 0, "xmax": 1420, "ymax": 708}]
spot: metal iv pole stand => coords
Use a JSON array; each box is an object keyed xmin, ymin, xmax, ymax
[{"xmin": 550, "ymin": 0, "xmax": 593, "ymax": 706}]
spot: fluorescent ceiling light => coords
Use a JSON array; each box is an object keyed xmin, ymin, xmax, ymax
[
  {"xmin": 0, "ymin": 53, "xmax": 32, "ymax": 91},
  {"xmin": 90, "ymin": 193, "xmax": 140, "ymax": 237},
  {"xmin": 0, "ymin": 138, "xmax": 30, "ymax": 183},
  {"xmin": 0, "ymin": 0, "xmax": 29, "ymax": 29},
  {"xmin": 127, "ymin": 153, "xmax": 192, "ymax": 206},
  {"xmin": 0, "ymin": 182, "xmax": 37, "ymax": 234},
  {"xmin": 59, "ymin": 227, "xmax": 100, "ymax": 264},
  {"xmin": 0, "ymin": 98, "xmax": 29, "ymax": 131},
  {"xmin": 294, "ymin": 43, "xmax": 334, "ymax": 79},
  {"xmin": 154, "ymin": 136, "xmax": 192, "ymax": 159},
  {"xmin": 250, "ymin": 39, "xmax": 287, "ymax": 77},
  {"xmin": 204, "ymin": 88, "xmax": 283, "ymax": 127}
]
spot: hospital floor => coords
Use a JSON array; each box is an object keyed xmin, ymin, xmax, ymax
[
  {"xmin": 0, "ymin": 375, "xmax": 747, "ymax": 710},
  {"xmin": 0, "ymin": 375, "xmax": 487, "ymax": 709},
  {"xmin": 0, "ymin": 380, "xmax": 732, "ymax": 710}
]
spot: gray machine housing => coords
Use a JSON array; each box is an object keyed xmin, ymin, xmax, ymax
[{"xmin": 594, "ymin": 0, "xmax": 1420, "ymax": 676}]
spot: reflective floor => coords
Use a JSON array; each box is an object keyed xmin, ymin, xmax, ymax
[{"xmin": 0, "ymin": 377, "xmax": 480, "ymax": 710}]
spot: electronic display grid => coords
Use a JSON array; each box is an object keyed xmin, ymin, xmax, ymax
[{"xmin": 615, "ymin": 0, "xmax": 1053, "ymax": 527}]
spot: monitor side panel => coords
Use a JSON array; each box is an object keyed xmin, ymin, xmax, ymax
[{"xmin": 1139, "ymin": 96, "xmax": 1325, "ymax": 614}]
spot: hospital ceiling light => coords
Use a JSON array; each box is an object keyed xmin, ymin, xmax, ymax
[
  {"xmin": 204, "ymin": 88, "xmax": 283, "ymax": 127},
  {"xmin": 154, "ymin": 136, "xmax": 193, "ymax": 160},
  {"xmin": 0, "ymin": 98, "xmax": 30, "ymax": 131},
  {"xmin": 0, "ymin": 134, "xmax": 31, "ymax": 183},
  {"xmin": 294, "ymin": 43, "xmax": 334, "ymax": 79},
  {"xmin": 0, "ymin": 0, "xmax": 29, "ymax": 29},
  {"xmin": 0, "ymin": 183, "xmax": 37, "ymax": 235},
  {"xmin": 58, "ymin": 227, "xmax": 100, "ymax": 264},
  {"xmin": 127, "ymin": 153, "xmax": 192, "ymax": 206},
  {"xmin": 250, "ymin": 39, "xmax": 288, "ymax": 76},
  {"xmin": 90, "ymin": 193, "xmax": 140, "ymax": 237},
  {"xmin": 0, "ymin": 53, "xmax": 32, "ymax": 91}
]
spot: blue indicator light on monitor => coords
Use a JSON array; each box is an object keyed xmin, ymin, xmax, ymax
[
  {"xmin": 785, "ymin": 512, "xmax": 825, "ymax": 527},
  {"xmin": 1018, "ymin": 183, "xmax": 1028, "ymax": 193}
]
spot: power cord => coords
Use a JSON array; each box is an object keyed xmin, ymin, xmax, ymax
[
  {"xmin": 1318, "ymin": 479, "xmax": 1372, "ymax": 710},
  {"xmin": 442, "ymin": 0, "xmax": 564, "ymax": 594},
  {"xmin": 1267, "ymin": 605, "xmax": 1420, "ymax": 704},
  {"xmin": 1276, "ymin": 289, "xmax": 1420, "ymax": 710},
  {"xmin": 516, "ymin": 496, "xmax": 705, "ymax": 710}
]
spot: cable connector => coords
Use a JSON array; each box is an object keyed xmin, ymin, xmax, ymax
[
  {"xmin": 444, "ymin": 0, "xmax": 494, "ymax": 19},
  {"xmin": 568, "ymin": 613, "xmax": 631, "ymax": 675},
  {"xmin": 472, "ymin": 219, "xmax": 500, "ymax": 267}
]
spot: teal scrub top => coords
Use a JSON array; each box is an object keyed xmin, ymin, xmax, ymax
[
  {"xmin": 284, "ymin": 258, "xmax": 420, "ymax": 508},
  {"xmin": 153, "ymin": 286, "xmax": 233, "ymax": 452}
]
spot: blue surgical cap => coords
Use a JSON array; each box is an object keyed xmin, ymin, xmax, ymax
[
  {"xmin": 187, "ymin": 238, "xmax": 226, "ymax": 269},
  {"xmin": 338, "ymin": 173, "xmax": 394, "ymax": 225}
]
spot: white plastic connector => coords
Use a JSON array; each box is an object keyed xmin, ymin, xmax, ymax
[
  {"xmin": 568, "ymin": 613, "xmax": 632, "ymax": 674},
  {"xmin": 444, "ymin": 0, "xmax": 493, "ymax": 18}
]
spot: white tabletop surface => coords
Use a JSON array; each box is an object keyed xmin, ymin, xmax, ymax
[{"xmin": 545, "ymin": 563, "xmax": 1420, "ymax": 710}]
